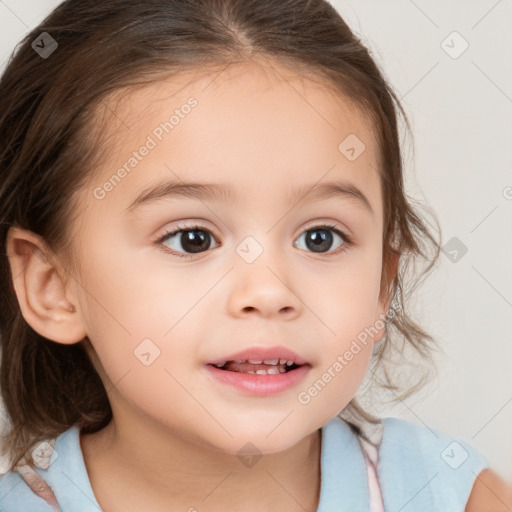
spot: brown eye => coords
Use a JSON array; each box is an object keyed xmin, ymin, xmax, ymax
[
  {"xmin": 294, "ymin": 224, "xmax": 351, "ymax": 255},
  {"xmin": 157, "ymin": 224, "xmax": 219, "ymax": 259}
]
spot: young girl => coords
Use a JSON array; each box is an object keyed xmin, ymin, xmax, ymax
[{"xmin": 0, "ymin": 0, "xmax": 510, "ymax": 510}]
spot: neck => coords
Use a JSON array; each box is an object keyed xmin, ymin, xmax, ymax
[{"xmin": 81, "ymin": 415, "xmax": 322, "ymax": 512}]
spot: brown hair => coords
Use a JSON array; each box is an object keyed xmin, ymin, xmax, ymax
[{"xmin": 0, "ymin": 0, "xmax": 442, "ymax": 471}]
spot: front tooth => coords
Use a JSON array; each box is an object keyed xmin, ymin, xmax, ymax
[
  {"xmin": 254, "ymin": 367, "xmax": 280, "ymax": 375},
  {"xmin": 263, "ymin": 359, "xmax": 279, "ymax": 365},
  {"xmin": 279, "ymin": 358, "xmax": 287, "ymax": 364},
  {"xmin": 286, "ymin": 360, "xmax": 294, "ymax": 366},
  {"xmin": 248, "ymin": 359, "xmax": 263, "ymax": 364}
]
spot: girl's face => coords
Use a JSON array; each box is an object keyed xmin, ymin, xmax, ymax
[{"xmin": 68, "ymin": 58, "xmax": 390, "ymax": 454}]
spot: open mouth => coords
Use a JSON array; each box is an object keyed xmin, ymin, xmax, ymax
[
  {"xmin": 208, "ymin": 359, "xmax": 303, "ymax": 375},
  {"xmin": 204, "ymin": 354, "xmax": 311, "ymax": 395}
]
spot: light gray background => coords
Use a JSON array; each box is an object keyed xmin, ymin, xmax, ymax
[{"xmin": 0, "ymin": 0, "xmax": 511, "ymax": 478}]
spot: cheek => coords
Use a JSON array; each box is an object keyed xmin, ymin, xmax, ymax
[
  {"xmin": 76, "ymin": 244, "xmax": 220, "ymax": 410},
  {"xmin": 299, "ymin": 246, "xmax": 383, "ymax": 332},
  {"xmin": 76, "ymin": 228, "xmax": 191, "ymax": 335},
  {"xmin": 295, "ymin": 252, "xmax": 382, "ymax": 407}
]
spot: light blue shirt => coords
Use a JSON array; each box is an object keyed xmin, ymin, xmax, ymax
[{"xmin": 0, "ymin": 416, "xmax": 489, "ymax": 511}]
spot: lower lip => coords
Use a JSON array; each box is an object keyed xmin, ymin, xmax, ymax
[{"xmin": 203, "ymin": 364, "xmax": 311, "ymax": 396}]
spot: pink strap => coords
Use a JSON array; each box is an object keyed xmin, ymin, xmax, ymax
[
  {"xmin": 357, "ymin": 424, "xmax": 385, "ymax": 512},
  {"xmin": 14, "ymin": 463, "xmax": 62, "ymax": 512}
]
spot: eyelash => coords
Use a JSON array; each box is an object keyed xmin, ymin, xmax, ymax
[{"xmin": 155, "ymin": 222, "xmax": 353, "ymax": 260}]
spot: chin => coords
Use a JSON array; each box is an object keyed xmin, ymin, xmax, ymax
[{"xmin": 208, "ymin": 422, "xmax": 314, "ymax": 457}]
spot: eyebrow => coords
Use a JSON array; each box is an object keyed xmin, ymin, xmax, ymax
[{"xmin": 125, "ymin": 179, "xmax": 374, "ymax": 217}]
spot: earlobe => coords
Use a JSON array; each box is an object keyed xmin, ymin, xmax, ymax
[{"xmin": 6, "ymin": 226, "xmax": 87, "ymax": 345}]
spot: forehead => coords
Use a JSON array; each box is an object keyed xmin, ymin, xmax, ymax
[{"xmin": 85, "ymin": 57, "xmax": 382, "ymax": 218}]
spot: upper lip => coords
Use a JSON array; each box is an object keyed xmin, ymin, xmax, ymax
[{"xmin": 206, "ymin": 345, "xmax": 309, "ymax": 366}]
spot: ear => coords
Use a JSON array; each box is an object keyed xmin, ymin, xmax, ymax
[
  {"xmin": 6, "ymin": 226, "xmax": 87, "ymax": 344},
  {"xmin": 373, "ymin": 250, "xmax": 400, "ymax": 344}
]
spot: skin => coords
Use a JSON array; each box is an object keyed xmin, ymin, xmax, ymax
[
  {"xmin": 466, "ymin": 469, "xmax": 512, "ymax": 512},
  {"xmin": 7, "ymin": 56, "xmax": 509, "ymax": 511}
]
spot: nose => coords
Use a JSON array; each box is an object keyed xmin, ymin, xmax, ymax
[{"xmin": 225, "ymin": 242, "xmax": 302, "ymax": 320}]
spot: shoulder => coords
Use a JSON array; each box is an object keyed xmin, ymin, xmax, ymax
[
  {"xmin": 0, "ymin": 425, "xmax": 92, "ymax": 511},
  {"xmin": 0, "ymin": 463, "xmax": 60, "ymax": 511},
  {"xmin": 376, "ymin": 417, "xmax": 492, "ymax": 510},
  {"xmin": 379, "ymin": 416, "xmax": 489, "ymax": 469},
  {"xmin": 465, "ymin": 468, "xmax": 512, "ymax": 512}
]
